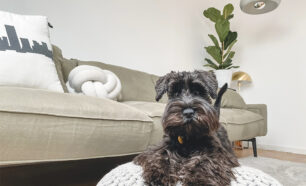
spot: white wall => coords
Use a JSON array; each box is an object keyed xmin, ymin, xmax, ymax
[{"xmin": 1, "ymin": 0, "xmax": 305, "ymax": 154}]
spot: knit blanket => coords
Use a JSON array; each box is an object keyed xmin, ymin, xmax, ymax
[{"xmin": 97, "ymin": 162, "xmax": 282, "ymax": 186}]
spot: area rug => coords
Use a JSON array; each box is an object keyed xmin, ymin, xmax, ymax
[{"xmin": 239, "ymin": 156, "xmax": 306, "ymax": 186}]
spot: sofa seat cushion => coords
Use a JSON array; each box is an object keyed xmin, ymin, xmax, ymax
[
  {"xmin": 0, "ymin": 87, "xmax": 154, "ymax": 165},
  {"xmin": 220, "ymin": 108, "xmax": 263, "ymax": 125},
  {"xmin": 0, "ymin": 86, "xmax": 151, "ymax": 122},
  {"xmin": 123, "ymin": 101, "xmax": 166, "ymax": 145},
  {"xmin": 123, "ymin": 101, "xmax": 166, "ymax": 117},
  {"xmin": 123, "ymin": 102, "xmax": 265, "ymax": 144}
]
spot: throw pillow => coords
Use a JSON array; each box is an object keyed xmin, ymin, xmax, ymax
[{"xmin": 0, "ymin": 11, "xmax": 63, "ymax": 92}]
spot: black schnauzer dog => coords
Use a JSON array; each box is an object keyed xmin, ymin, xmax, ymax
[{"xmin": 134, "ymin": 70, "xmax": 239, "ymax": 186}]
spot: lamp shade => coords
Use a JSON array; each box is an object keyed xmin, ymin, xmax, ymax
[
  {"xmin": 240, "ymin": 0, "xmax": 281, "ymax": 14},
  {"xmin": 232, "ymin": 71, "xmax": 252, "ymax": 82}
]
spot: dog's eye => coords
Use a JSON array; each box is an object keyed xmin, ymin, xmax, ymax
[
  {"xmin": 194, "ymin": 90, "xmax": 200, "ymax": 95},
  {"xmin": 169, "ymin": 82, "xmax": 183, "ymax": 97},
  {"xmin": 191, "ymin": 83, "xmax": 205, "ymax": 96}
]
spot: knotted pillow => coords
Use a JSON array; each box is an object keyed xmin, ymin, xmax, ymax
[{"xmin": 67, "ymin": 65, "xmax": 122, "ymax": 100}]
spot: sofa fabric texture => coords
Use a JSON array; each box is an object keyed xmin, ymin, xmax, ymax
[
  {"xmin": 0, "ymin": 86, "xmax": 152, "ymax": 165},
  {"xmin": 52, "ymin": 45, "xmax": 168, "ymax": 103},
  {"xmin": 0, "ymin": 45, "xmax": 267, "ymax": 166},
  {"xmin": 221, "ymin": 89, "xmax": 247, "ymax": 109},
  {"xmin": 52, "ymin": 45, "xmax": 69, "ymax": 93}
]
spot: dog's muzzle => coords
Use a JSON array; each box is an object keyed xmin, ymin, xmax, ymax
[
  {"xmin": 182, "ymin": 107, "xmax": 195, "ymax": 123},
  {"xmin": 183, "ymin": 108, "xmax": 194, "ymax": 118}
]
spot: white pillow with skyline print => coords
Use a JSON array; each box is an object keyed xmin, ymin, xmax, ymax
[{"xmin": 0, "ymin": 10, "xmax": 63, "ymax": 92}]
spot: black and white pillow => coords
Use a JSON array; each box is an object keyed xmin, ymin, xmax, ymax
[{"xmin": 0, "ymin": 10, "xmax": 63, "ymax": 92}]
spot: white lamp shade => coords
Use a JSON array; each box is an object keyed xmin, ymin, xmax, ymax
[{"xmin": 240, "ymin": 0, "xmax": 281, "ymax": 14}]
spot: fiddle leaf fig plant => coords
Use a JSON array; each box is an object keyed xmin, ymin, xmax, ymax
[{"xmin": 203, "ymin": 3, "xmax": 239, "ymax": 70}]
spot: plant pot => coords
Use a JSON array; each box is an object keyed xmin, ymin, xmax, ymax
[{"xmin": 215, "ymin": 69, "xmax": 232, "ymax": 88}]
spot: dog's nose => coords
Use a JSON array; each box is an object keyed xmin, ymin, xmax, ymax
[{"xmin": 183, "ymin": 108, "xmax": 194, "ymax": 118}]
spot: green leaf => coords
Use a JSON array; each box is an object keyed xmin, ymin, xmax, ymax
[
  {"xmin": 205, "ymin": 58, "xmax": 219, "ymax": 69},
  {"xmin": 226, "ymin": 14, "xmax": 234, "ymax": 20},
  {"xmin": 203, "ymin": 8, "xmax": 221, "ymax": 23},
  {"xmin": 204, "ymin": 64, "xmax": 219, "ymax": 70},
  {"xmin": 223, "ymin": 50, "xmax": 233, "ymax": 59},
  {"xmin": 205, "ymin": 46, "xmax": 222, "ymax": 64},
  {"xmin": 223, "ymin": 4, "xmax": 234, "ymax": 19},
  {"xmin": 208, "ymin": 34, "xmax": 220, "ymax": 49},
  {"xmin": 222, "ymin": 63, "xmax": 233, "ymax": 69},
  {"xmin": 215, "ymin": 18, "xmax": 230, "ymax": 42},
  {"xmin": 223, "ymin": 40, "xmax": 237, "ymax": 58},
  {"xmin": 227, "ymin": 66, "xmax": 240, "ymax": 69},
  {"xmin": 224, "ymin": 31, "xmax": 237, "ymax": 50},
  {"xmin": 228, "ymin": 51, "xmax": 235, "ymax": 59},
  {"xmin": 221, "ymin": 58, "xmax": 232, "ymax": 69}
]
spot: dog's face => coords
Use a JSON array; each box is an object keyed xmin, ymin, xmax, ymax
[{"xmin": 155, "ymin": 70, "xmax": 219, "ymax": 141}]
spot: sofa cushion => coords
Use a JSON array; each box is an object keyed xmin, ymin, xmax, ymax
[
  {"xmin": 123, "ymin": 102, "xmax": 262, "ymax": 125},
  {"xmin": 0, "ymin": 87, "xmax": 153, "ymax": 165},
  {"xmin": 0, "ymin": 86, "xmax": 151, "ymax": 122},
  {"xmin": 123, "ymin": 101, "xmax": 166, "ymax": 145},
  {"xmin": 220, "ymin": 108, "xmax": 263, "ymax": 125},
  {"xmin": 0, "ymin": 112, "xmax": 153, "ymax": 165},
  {"xmin": 124, "ymin": 102, "xmax": 264, "ymax": 145},
  {"xmin": 51, "ymin": 45, "xmax": 168, "ymax": 103},
  {"xmin": 52, "ymin": 45, "xmax": 69, "ymax": 93},
  {"xmin": 123, "ymin": 101, "xmax": 165, "ymax": 117},
  {"xmin": 220, "ymin": 108, "xmax": 265, "ymax": 141},
  {"xmin": 221, "ymin": 89, "xmax": 247, "ymax": 109}
]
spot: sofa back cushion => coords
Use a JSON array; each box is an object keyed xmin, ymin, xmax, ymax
[
  {"xmin": 52, "ymin": 46, "xmax": 162, "ymax": 102},
  {"xmin": 221, "ymin": 89, "xmax": 247, "ymax": 109},
  {"xmin": 77, "ymin": 61, "xmax": 160, "ymax": 102},
  {"xmin": 52, "ymin": 45, "xmax": 69, "ymax": 92}
]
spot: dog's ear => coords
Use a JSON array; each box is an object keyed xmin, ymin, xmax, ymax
[
  {"xmin": 195, "ymin": 70, "xmax": 218, "ymax": 99},
  {"xmin": 155, "ymin": 72, "xmax": 173, "ymax": 101}
]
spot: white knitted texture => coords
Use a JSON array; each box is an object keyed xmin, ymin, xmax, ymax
[
  {"xmin": 67, "ymin": 65, "xmax": 122, "ymax": 100},
  {"xmin": 97, "ymin": 162, "xmax": 282, "ymax": 186},
  {"xmin": 231, "ymin": 166, "xmax": 282, "ymax": 186}
]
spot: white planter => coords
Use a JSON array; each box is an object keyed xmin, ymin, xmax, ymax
[{"xmin": 215, "ymin": 69, "xmax": 232, "ymax": 88}]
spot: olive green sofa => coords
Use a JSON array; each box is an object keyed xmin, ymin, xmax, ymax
[{"xmin": 0, "ymin": 45, "xmax": 267, "ymax": 185}]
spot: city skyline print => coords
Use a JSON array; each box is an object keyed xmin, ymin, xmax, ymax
[{"xmin": 0, "ymin": 24, "xmax": 52, "ymax": 59}]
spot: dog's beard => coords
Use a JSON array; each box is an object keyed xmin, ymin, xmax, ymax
[{"xmin": 162, "ymin": 99, "xmax": 220, "ymax": 141}]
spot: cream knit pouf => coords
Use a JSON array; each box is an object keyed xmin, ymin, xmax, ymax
[{"xmin": 97, "ymin": 162, "xmax": 282, "ymax": 186}]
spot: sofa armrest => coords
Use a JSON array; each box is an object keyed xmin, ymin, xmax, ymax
[
  {"xmin": 246, "ymin": 104, "xmax": 267, "ymax": 119},
  {"xmin": 246, "ymin": 104, "xmax": 268, "ymax": 136}
]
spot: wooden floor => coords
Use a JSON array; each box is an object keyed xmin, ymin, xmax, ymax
[{"xmin": 234, "ymin": 148, "xmax": 306, "ymax": 164}]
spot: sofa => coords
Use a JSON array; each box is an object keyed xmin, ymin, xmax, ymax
[{"xmin": 0, "ymin": 45, "xmax": 267, "ymax": 185}]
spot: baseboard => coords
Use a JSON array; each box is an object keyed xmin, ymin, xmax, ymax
[{"xmin": 257, "ymin": 144, "xmax": 306, "ymax": 155}]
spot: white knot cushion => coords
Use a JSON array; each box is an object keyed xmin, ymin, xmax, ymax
[
  {"xmin": 67, "ymin": 65, "xmax": 122, "ymax": 100},
  {"xmin": 97, "ymin": 162, "xmax": 282, "ymax": 186}
]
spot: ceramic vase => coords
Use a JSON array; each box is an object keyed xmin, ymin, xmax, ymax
[{"xmin": 214, "ymin": 69, "xmax": 232, "ymax": 88}]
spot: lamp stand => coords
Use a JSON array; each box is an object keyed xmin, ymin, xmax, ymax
[{"xmin": 237, "ymin": 81, "xmax": 242, "ymax": 92}]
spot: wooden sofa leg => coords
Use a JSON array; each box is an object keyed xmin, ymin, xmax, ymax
[{"xmin": 251, "ymin": 138, "xmax": 257, "ymax": 157}]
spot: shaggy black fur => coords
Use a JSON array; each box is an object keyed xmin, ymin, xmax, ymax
[{"xmin": 134, "ymin": 70, "xmax": 239, "ymax": 186}]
